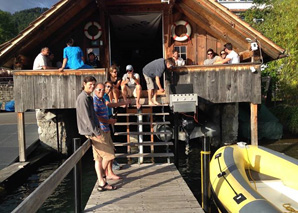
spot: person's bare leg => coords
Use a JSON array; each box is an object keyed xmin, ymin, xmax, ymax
[
  {"xmin": 121, "ymin": 85, "xmax": 128, "ymax": 102},
  {"xmin": 108, "ymin": 92, "xmax": 114, "ymax": 103},
  {"xmin": 106, "ymin": 160, "xmax": 121, "ymax": 180},
  {"xmin": 148, "ymin": 89, "xmax": 155, "ymax": 105},
  {"xmin": 113, "ymin": 88, "xmax": 119, "ymax": 103},
  {"xmin": 100, "ymin": 158, "xmax": 116, "ymax": 189},
  {"xmin": 152, "ymin": 89, "xmax": 161, "ymax": 105},
  {"xmin": 136, "ymin": 85, "xmax": 142, "ymax": 109},
  {"xmin": 95, "ymin": 158, "xmax": 105, "ymax": 186}
]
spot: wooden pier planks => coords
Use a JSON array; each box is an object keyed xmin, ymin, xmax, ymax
[{"xmin": 85, "ymin": 164, "xmax": 204, "ymax": 213}]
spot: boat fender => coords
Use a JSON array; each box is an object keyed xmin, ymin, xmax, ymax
[
  {"xmin": 171, "ymin": 20, "xmax": 191, "ymax": 42},
  {"xmin": 84, "ymin": 22, "xmax": 102, "ymax": 40}
]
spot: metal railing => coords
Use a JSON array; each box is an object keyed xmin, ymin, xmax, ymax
[{"xmin": 12, "ymin": 138, "xmax": 91, "ymax": 213}]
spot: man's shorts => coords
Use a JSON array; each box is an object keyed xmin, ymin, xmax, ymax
[
  {"xmin": 143, "ymin": 74, "xmax": 155, "ymax": 90},
  {"xmin": 86, "ymin": 130, "xmax": 115, "ymax": 162},
  {"xmin": 125, "ymin": 85, "xmax": 137, "ymax": 97}
]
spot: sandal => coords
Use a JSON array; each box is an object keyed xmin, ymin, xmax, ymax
[{"xmin": 97, "ymin": 182, "xmax": 117, "ymax": 191}]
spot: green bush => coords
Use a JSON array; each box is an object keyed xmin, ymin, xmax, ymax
[{"xmin": 271, "ymin": 105, "xmax": 298, "ymax": 134}]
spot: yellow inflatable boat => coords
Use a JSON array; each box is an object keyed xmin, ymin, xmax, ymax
[{"xmin": 210, "ymin": 143, "xmax": 298, "ymax": 213}]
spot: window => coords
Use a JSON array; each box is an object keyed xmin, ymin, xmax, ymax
[{"xmin": 174, "ymin": 46, "xmax": 187, "ymax": 61}]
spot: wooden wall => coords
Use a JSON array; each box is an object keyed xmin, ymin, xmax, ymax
[
  {"xmin": 13, "ymin": 69, "xmax": 105, "ymax": 112},
  {"xmin": 166, "ymin": 64, "xmax": 261, "ymax": 104}
]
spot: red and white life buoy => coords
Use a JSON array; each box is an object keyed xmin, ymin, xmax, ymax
[
  {"xmin": 84, "ymin": 22, "xmax": 102, "ymax": 40},
  {"xmin": 171, "ymin": 20, "xmax": 191, "ymax": 42}
]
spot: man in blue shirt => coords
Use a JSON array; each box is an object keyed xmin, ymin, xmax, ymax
[
  {"xmin": 93, "ymin": 83, "xmax": 120, "ymax": 188},
  {"xmin": 142, "ymin": 58, "xmax": 175, "ymax": 105}
]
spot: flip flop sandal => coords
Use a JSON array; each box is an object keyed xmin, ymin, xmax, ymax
[{"xmin": 97, "ymin": 182, "xmax": 117, "ymax": 192}]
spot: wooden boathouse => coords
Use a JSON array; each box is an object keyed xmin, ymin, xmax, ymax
[{"xmin": 0, "ymin": 0, "xmax": 285, "ymax": 211}]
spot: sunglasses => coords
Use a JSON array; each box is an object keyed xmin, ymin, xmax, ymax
[
  {"xmin": 95, "ymin": 88, "xmax": 104, "ymax": 92},
  {"xmin": 112, "ymin": 71, "xmax": 117, "ymax": 74},
  {"xmin": 105, "ymin": 85, "xmax": 111, "ymax": 88},
  {"xmin": 127, "ymin": 70, "xmax": 133, "ymax": 72},
  {"xmin": 207, "ymin": 53, "xmax": 213, "ymax": 55},
  {"xmin": 221, "ymin": 52, "xmax": 226, "ymax": 55}
]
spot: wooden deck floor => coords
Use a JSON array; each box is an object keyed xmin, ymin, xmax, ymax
[{"xmin": 84, "ymin": 164, "xmax": 204, "ymax": 213}]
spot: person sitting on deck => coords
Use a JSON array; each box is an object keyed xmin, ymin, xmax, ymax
[
  {"xmin": 172, "ymin": 49, "xmax": 185, "ymax": 66},
  {"xmin": 76, "ymin": 76, "xmax": 116, "ymax": 191},
  {"xmin": 214, "ymin": 43, "xmax": 240, "ymax": 65},
  {"xmin": 220, "ymin": 49, "xmax": 227, "ymax": 60},
  {"xmin": 33, "ymin": 47, "xmax": 56, "ymax": 70},
  {"xmin": 142, "ymin": 58, "xmax": 175, "ymax": 106},
  {"xmin": 107, "ymin": 65, "xmax": 121, "ymax": 103},
  {"xmin": 203, "ymin": 48, "xmax": 221, "ymax": 65},
  {"xmin": 59, "ymin": 38, "xmax": 92, "ymax": 72},
  {"xmin": 86, "ymin": 52, "xmax": 100, "ymax": 68},
  {"xmin": 121, "ymin": 65, "xmax": 142, "ymax": 109}
]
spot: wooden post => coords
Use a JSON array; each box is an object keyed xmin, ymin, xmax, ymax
[
  {"xmin": 17, "ymin": 112, "xmax": 26, "ymax": 162},
  {"xmin": 250, "ymin": 103, "xmax": 258, "ymax": 145}
]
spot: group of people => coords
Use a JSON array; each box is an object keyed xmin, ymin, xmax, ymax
[
  {"xmin": 76, "ymin": 76, "xmax": 127, "ymax": 191},
  {"xmin": 204, "ymin": 43, "xmax": 240, "ymax": 65},
  {"xmin": 107, "ymin": 58, "xmax": 175, "ymax": 109},
  {"xmin": 33, "ymin": 38, "xmax": 100, "ymax": 71}
]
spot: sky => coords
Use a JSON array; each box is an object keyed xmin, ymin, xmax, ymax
[{"xmin": 0, "ymin": 0, "xmax": 60, "ymax": 14}]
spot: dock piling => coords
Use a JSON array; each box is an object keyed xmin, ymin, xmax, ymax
[{"xmin": 73, "ymin": 138, "xmax": 82, "ymax": 213}]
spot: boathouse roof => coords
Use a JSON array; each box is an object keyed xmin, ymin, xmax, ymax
[{"xmin": 0, "ymin": 0, "xmax": 285, "ymax": 67}]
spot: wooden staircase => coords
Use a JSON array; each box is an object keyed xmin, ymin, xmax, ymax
[{"xmin": 112, "ymin": 98, "xmax": 174, "ymax": 164}]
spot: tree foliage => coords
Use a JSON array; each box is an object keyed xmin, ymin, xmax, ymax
[
  {"xmin": 0, "ymin": 8, "xmax": 47, "ymax": 45},
  {"xmin": 12, "ymin": 8, "xmax": 48, "ymax": 33},
  {"xmin": 0, "ymin": 11, "xmax": 17, "ymax": 44},
  {"xmin": 244, "ymin": 0, "xmax": 298, "ymax": 104}
]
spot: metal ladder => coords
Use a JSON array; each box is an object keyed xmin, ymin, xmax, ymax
[{"xmin": 113, "ymin": 102, "xmax": 173, "ymax": 164}]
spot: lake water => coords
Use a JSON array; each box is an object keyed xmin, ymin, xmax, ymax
[{"xmin": 1, "ymin": 138, "xmax": 298, "ymax": 212}]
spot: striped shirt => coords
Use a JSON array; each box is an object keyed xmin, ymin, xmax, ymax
[{"xmin": 93, "ymin": 95, "xmax": 110, "ymax": 132}]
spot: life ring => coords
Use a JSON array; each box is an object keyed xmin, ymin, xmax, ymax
[
  {"xmin": 171, "ymin": 20, "xmax": 191, "ymax": 42},
  {"xmin": 84, "ymin": 22, "xmax": 102, "ymax": 40}
]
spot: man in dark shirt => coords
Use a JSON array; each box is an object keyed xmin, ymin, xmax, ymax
[
  {"xmin": 142, "ymin": 58, "xmax": 175, "ymax": 105},
  {"xmin": 76, "ymin": 76, "xmax": 116, "ymax": 191}
]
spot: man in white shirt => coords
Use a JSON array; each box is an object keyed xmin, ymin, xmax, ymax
[
  {"xmin": 121, "ymin": 65, "xmax": 142, "ymax": 109},
  {"xmin": 214, "ymin": 43, "xmax": 240, "ymax": 65},
  {"xmin": 33, "ymin": 47, "xmax": 54, "ymax": 70}
]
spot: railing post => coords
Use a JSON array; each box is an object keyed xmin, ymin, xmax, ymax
[
  {"xmin": 73, "ymin": 138, "xmax": 82, "ymax": 213},
  {"xmin": 174, "ymin": 112, "xmax": 179, "ymax": 167},
  {"xmin": 201, "ymin": 135, "xmax": 210, "ymax": 212},
  {"xmin": 17, "ymin": 112, "xmax": 26, "ymax": 162}
]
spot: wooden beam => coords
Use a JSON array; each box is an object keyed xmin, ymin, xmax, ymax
[
  {"xmin": 178, "ymin": 1, "xmax": 246, "ymax": 51},
  {"xmin": 105, "ymin": 0, "xmax": 166, "ymax": 6},
  {"xmin": 17, "ymin": 112, "xmax": 26, "ymax": 162},
  {"xmin": 250, "ymin": 103, "xmax": 258, "ymax": 146}
]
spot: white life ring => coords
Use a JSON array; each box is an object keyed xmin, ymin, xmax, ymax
[
  {"xmin": 171, "ymin": 20, "xmax": 191, "ymax": 42},
  {"xmin": 84, "ymin": 22, "xmax": 102, "ymax": 40}
]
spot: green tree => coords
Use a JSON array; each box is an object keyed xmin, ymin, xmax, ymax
[
  {"xmin": 0, "ymin": 8, "xmax": 48, "ymax": 45},
  {"xmin": 244, "ymin": 0, "xmax": 298, "ymax": 104},
  {"xmin": 12, "ymin": 7, "xmax": 48, "ymax": 33},
  {"xmin": 0, "ymin": 10, "xmax": 17, "ymax": 44}
]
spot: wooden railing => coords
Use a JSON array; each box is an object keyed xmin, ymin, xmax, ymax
[
  {"xmin": 12, "ymin": 138, "xmax": 91, "ymax": 213},
  {"xmin": 13, "ymin": 69, "xmax": 106, "ymax": 112}
]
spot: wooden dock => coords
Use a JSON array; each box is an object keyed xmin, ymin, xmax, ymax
[{"xmin": 84, "ymin": 164, "xmax": 204, "ymax": 213}]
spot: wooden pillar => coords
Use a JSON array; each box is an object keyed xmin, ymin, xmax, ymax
[
  {"xmin": 17, "ymin": 112, "xmax": 26, "ymax": 162},
  {"xmin": 250, "ymin": 103, "xmax": 258, "ymax": 146}
]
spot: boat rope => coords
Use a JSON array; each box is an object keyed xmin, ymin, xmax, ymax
[
  {"xmin": 283, "ymin": 203, "xmax": 298, "ymax": 213},
  {"xmin": 216, "ymin": 154, "xmax": 238, "ymax": 196},
  {"xmin": 244, "ymin": 146, "xmax": 257, "ymax": 190}
]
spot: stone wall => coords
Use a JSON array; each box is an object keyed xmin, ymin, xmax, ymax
[
  {"xmin": 0, "ymin": 69, "xmax": 14, "ymax": 110},
  {"xmin": 36, "ymin": 109, "xmax": 82, "ymax": 155}
]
